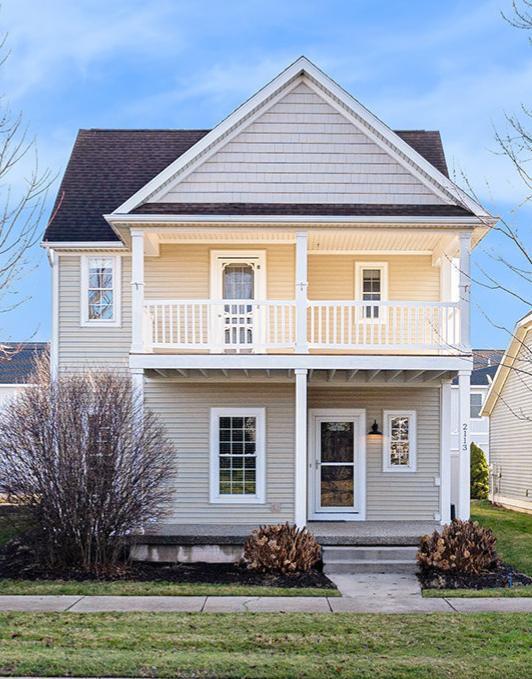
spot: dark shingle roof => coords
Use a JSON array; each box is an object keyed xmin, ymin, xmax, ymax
[
  {"xmin": 44, "ymin": 129, "xmax": 463, "ymax": 243},
  {"xmin": 452, "ymin": 349, "xmax": 504, "ymax": 386},
  {"xmin": 0, "ymin": 343, "xmax": 48, "ymax": 384},
  {"xmin": 132, "ymin": 202, "xmax": 471, "ymax": 217}
]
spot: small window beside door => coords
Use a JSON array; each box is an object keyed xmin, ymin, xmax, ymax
[
  {"xmin": 355, "ymin": 262, "xmax": 388, "ymax": 321},
  {"xmin": 383, "ymin": 410, "xmax": 417, "ymax": 472}
]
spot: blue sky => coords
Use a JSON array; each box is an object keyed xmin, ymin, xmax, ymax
[{"xmin": 1, "ymin": 0, "xmax": 530, "ymax": 347}]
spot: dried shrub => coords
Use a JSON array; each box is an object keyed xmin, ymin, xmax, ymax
[
  {"xmin": 242, "ymin": 523, "xmax": 321, "ymax": 574},
  {"xmin": 0, "ymin": 363, "xmax": 175, "ymax": 573},
  {"xmin": 417, "ymin": 519, "xmax": 498, "ymax": 575}
]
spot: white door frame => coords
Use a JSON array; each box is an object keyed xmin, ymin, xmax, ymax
[
  {"xmin": 308, "ymin": 408, "xmax": 366, "ymax": 521},
  {"xmin": 210, "ymin": 250, "xmax": 266, "ymax": 351}
]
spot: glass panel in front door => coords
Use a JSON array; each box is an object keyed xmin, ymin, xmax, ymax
[
  {"xmin": 222, "ymin": 263, "xmax": 254, "ymax": 348},
  {"xmin": 319, "ymin": 421, "xmax": 355, "ymax": 509}
]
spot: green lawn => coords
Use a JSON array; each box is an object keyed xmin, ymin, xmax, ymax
[
  {"xmin": 422, "ymin": 501, "xmax": 532, "ymax": 598},
  {"xmin": 470, "ymin": 500, "xmax": 532, "ymax": 576},
  {"xmin": 0, "ymin": 578, "xmax": 338, "ymax": 597},
  {"xmin": 0, "ymin": 612, "xmax": 530, "ymax": 678},
  {"xmin": 424, "ymin": 586, "xmax": 532, "ymax": 598}
]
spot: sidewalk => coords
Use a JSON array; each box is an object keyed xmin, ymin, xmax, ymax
[{"xmin": 0, "ymin": 592, "xmax": 530, "ymax": 613}]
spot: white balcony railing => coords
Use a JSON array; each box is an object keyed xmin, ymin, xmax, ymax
[{"xmin": 144, "ymin": 299, "xmax": 461, "ymax": 353}]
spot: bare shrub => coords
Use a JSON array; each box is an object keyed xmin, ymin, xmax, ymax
[
  {"xmin": 0, "ymin": 364, "xmax": 175, "ymax": 573},
  {"xmin": 417, "ymin": 519, "xmax": 498, "ymax": 575},
  {"xmin": 242, "ymin": 523, "xmax": 321, "ymax": 574}
]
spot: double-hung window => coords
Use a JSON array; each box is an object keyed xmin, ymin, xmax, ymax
[
  {"xmin": 470, "ymin": 392, "xmax": 483, "ymax": 419},
  {"xmin": 81, "ymin": 255, "xmax": 121, "ymax": 326},
  {"xmin": 210, "ymin": 407, "xmax": 265, "ymax": 503},
  {"xmin": 383, "ymin": 410, "xmax": 417, "ymax": 472},
  {"xmin": 355, "ymin": 262, "xmax": 388, "ymax": 321}
]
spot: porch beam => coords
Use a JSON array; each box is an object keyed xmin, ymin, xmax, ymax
[
  {"xmin": 295, "ymin": 231, "xmax": 309, "ymax": 353},
  {"xmin": 387, "ymin": 369, "xmax": 403, "ymax": 382},
  {"xmin": 405, "ymin": 370, "xmax": 425, "ymax": 382},
  {"xmin": 423, "ymin": 369, "xmax": 450, "ymax": 382},
  {"xmin": 294, "ymin": 368, "xmax": 308, "ymax": 528},
  {"xmin": 327, "ymin": 369, "xmax": 336, "ymax": 382},
  {"xmin": 366, "ymin": 369, "xmax": 381, "ymax": 382},
  {"xmin": 457, "ymin": 370, "xmax": 471, "ymax": 519},
  {"xmin": 346, "ymin": 369, "xmax": 358, "ymax": 382}
]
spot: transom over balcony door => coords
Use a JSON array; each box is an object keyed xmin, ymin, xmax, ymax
[
  {"xmin": 211, "ymin": 251, "xmax": 266, "ymax": 353},
  {"xmin": 308, "ymin": 409, "xmax": 366, "ymax": 521}
]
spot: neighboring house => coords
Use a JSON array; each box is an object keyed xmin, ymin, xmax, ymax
[
  {"xmin": 450, "ymin": 349, "xmax": 503, "ymax": 512},
  {"xmin": 482, "ymin": 312, "xmax": 532, "ymax": 514},
  {"xmin": 43, "ymin": 57, "xmax": 497, "ymax": 550},
  {"xmin": 0, "ymin": 343, "xmax": 47, "ymax": 408}
]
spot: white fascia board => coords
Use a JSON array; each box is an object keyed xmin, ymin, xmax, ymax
[
  {"xmin": 112, "ymin": 56, "xmax": 494, "ymax": 220},
  {"xmin": 42, "ymin": 241, "xmax": 126, "ymax": 250},
  {"xmin": 105, "ymin": 213, "xmax": 486, "ymax": 226},
  {"xmin": 129, "ymin": 353, "xmax": 473, "ymax": 372}
]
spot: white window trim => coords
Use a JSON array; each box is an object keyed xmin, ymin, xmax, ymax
[
  {"xmin": 470, "ymin": 391, "xmax": 484, "ymax": 420},
  {"xmin": 80, "ymin": 255, "xmax": 121, "ymax": 327},
  {"xmin": 383, "ymin": 409, "xmax": 417, "ymax": 473},
  {"xmin": 354, "ymin": 261, "xmax": 388, "ymax": 324},
  {"xmin": 209, "ymin": 407, "xmax": 266, "ymax": 504}
]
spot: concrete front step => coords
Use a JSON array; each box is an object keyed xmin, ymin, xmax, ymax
[
  {"xmin": 322, "ymin": 545, "xmax": 419, "ymax": 574},
  {"xmin": 324, "ymin": 560, "xmax": 418, "ymax": 574}
]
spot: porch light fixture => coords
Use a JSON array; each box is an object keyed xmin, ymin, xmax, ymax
[{"xmin": 367, "ymin": 420, "xmax": 383, "ymax": 438}]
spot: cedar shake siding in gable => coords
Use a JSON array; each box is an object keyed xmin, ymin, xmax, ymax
[
  {"xmin": 489, "ymin": 334, "xmax": 532, "ymax": 508},
  {"xmin": 157, "ymin": 83, "xmax": 447, "ymax": 206}
]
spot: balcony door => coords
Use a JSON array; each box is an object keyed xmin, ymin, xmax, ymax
[
  {"xmin": 308, "ymin": 409, "xmax": 366, "ymax": 520},
  {"xmin": 210, "ymin": 251, "xmax": 266, "ymax": 352}
]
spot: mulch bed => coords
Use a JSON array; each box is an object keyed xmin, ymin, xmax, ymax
[
  {"xmin": 418, "ymin": 563, "xmax": 532, "ymax": 590},
  {"xmin": 0, "ymin": 537, "xmax": 335, "ymax": 590}
]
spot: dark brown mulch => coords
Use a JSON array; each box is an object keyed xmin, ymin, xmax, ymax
[
  {"xmin": 418, "ymin": 563, "xmax": 532, "ymax": 590},
  {"xmin": 0, "ymin": 537, "xmax": 335, "ymax": 590}
]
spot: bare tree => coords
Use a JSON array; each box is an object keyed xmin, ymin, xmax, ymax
[
  {"xmin": 0, "ymin": 364, "xmax": 175, "ymax": 573},
  {"xmin": 0, "ymin": 32, "xmax": 54, "ymax": 362}
]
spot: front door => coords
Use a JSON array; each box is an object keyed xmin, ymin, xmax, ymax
[{"xmin": 308, "ymin": 409, "xmax": 366, "ymax": 520}]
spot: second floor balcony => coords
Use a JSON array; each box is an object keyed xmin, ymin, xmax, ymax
[
  {"xmin": 127, "ymin": 225, "xmax": 473, "ymax": 357},
  {"xmin": 144, "ymin": 298, "xmax": 461, "ymax": 353}
]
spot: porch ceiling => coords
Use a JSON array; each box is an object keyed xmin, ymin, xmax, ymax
[
  {"xmin": 145, "ymin": 366, "xmax": 457, "ymax": 385},
  {"xmin": 150, "ymin": 228, "xmax": 459, "ymax": 256}
]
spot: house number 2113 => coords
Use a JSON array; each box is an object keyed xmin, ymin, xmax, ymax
[{"xmin": 461, "ymin": 423, "xmax": 469, "ymax": 452}]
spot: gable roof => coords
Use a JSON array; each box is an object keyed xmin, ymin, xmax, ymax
[
  {"xmin": 451, "ymin": 349, "xmax": 504, "ymax": 386},
  {"xmin": 482, "ymin": 312, "xmax": 532, "ymax": 416},
  {"xmin": 44, "ymin": 128, "xmax": 464, "ymax": 243},
  {"xmin": 114, "ymin": 57, "xmax": 492, "ymax": 219},
  {"xmin": 0, "ymin": 343, "xmax": 48, "ymax": 384}
]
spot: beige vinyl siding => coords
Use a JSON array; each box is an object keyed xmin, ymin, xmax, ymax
[
  {"xmin": 145, "ymin": 247, "xmax": 438, "ymax": 302},
  {"xmin": 309, "ymin": 387, "xmax": 441, "ymax": 520},
  {"xmin": 144, "ymin": 381, "xmax": 295, "ymax": 524},
  {"xmin": 489, "ymin": 333, "xmax": 532, "ymax": 505},
  {"xmin": 57, "ymin": 254, "xmax": 131, "ymax": 372},
  {"xmin": 308, "ymin": 255, "xmax": 439, "ymax": 301},
  {"xmin": 145, "ymin": 244, "xmax": 294, "ymax": 300},
  {"xmin": 159, "ymin": 82, "xmax": 444, "ymax": 205}
]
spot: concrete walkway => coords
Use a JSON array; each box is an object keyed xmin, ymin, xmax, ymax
[{"xmin": 0, "ymin": 590, "xmax": 530, "ymax": 613}]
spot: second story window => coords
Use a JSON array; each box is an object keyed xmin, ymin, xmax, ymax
[
  {"xmin": 81, "ymin": 255, "xmax": 121, "ymax": 327},
  {"xmin": 355, "ymin": 262, "xmax": 388, "ymax": 321}
]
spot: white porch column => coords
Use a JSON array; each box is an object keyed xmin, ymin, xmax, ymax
[
  {"xmin": 458, "ymin": 232, "xmax": 472, "ymax": 351},
  {"xmin": 131, "ymin": 229, "xmax": 145, "ymax": 353},
  {"xmin": 130, "ymin": 367, "xmax": 145, "ymax": 425},
  {"xmin": 440, "ymin": 381, "xmax": 452, "ymax": 524},
  {"xmin": 457, "ymin": 370, "xmax": 471, "ymax": 520},
  {"xmin": 294, "ymin": 368, "xmax": 308, "ymax": 528},
  {"xmin": 295, "ymin": 231, "xmax": 308, "ymax": 353}
]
